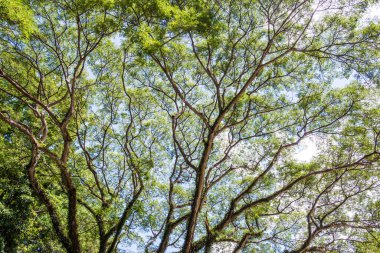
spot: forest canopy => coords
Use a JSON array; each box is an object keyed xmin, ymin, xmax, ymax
[{"xmin": 1, "ymin": 0, "xmax": 380, "ymax": 252}]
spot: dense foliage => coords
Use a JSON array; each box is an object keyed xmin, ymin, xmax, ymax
[{"xmin": 1, "ymin": 0, "xmax": 380, "ymax": 252}]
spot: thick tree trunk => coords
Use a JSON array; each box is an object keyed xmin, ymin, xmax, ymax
[
  {"xmin": 183, "ymin": 131, "xmax": 215, "ymax": 253},
  {"xmin": 3, "ymin": 235, "xmax": 17, "ymax": 253}
]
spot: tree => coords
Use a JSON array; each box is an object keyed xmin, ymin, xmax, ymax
[{"xmin": 0, "ymin": 0, "xmax": 380, "ymax": 252}]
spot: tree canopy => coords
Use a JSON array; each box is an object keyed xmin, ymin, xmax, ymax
[{"xmin": 1, "ymin": 0, "xmax": 380, "ymax": 252}]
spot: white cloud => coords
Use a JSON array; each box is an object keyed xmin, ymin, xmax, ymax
[{"xmin": 294, "ymin": 137, "xmax": 319, "ymax": 162}]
